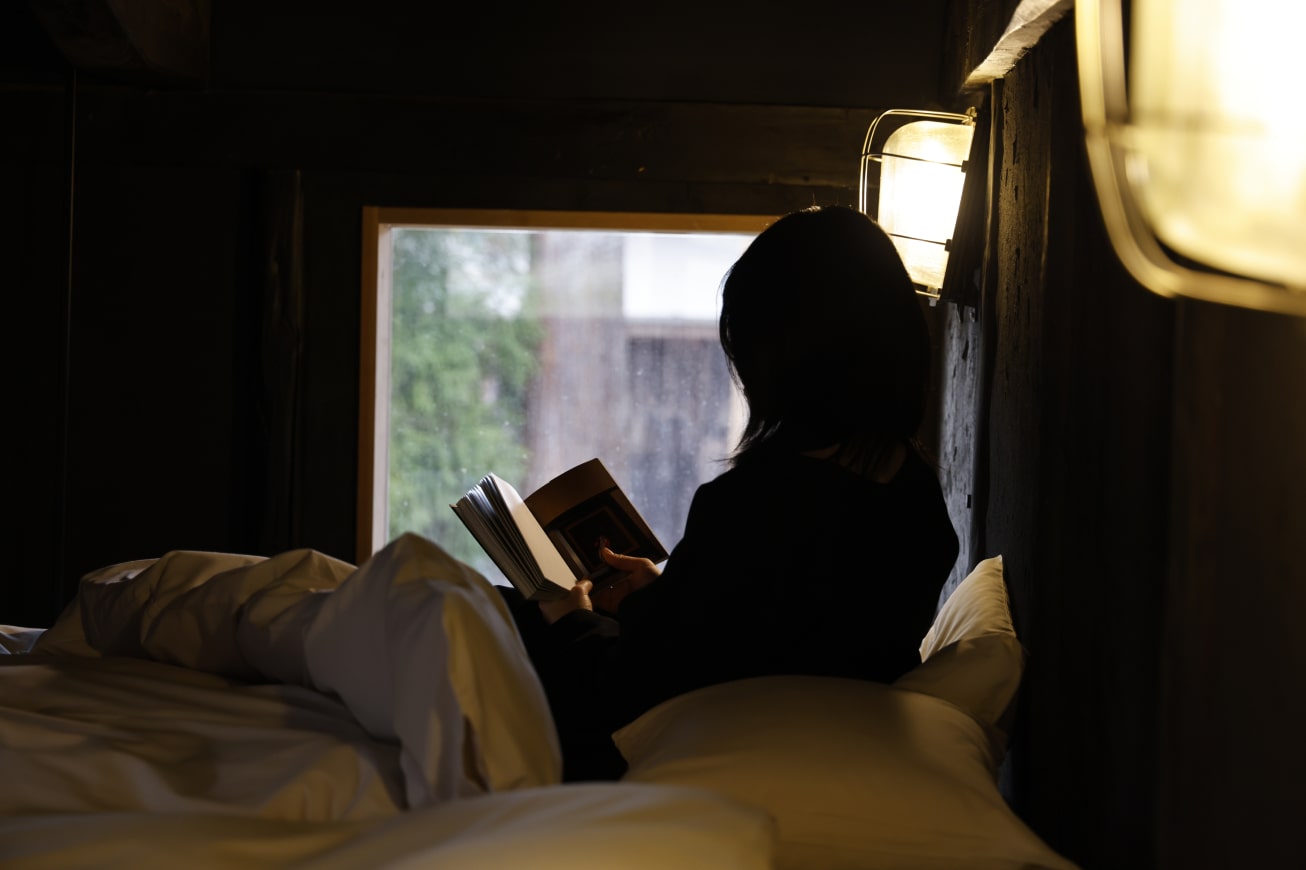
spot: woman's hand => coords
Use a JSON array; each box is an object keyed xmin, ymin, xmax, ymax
[
  {"xmin": 590, "ymin": 547, "xmax": 661, "ymax": 614},
  {"xmin": 538, "ymin": 579, "xmax": 594, "ymax": 624}
]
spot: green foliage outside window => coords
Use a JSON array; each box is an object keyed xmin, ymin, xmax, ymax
[{"xmin": 387, "ymin": 229, "xmax": 542, "ymax": 566}]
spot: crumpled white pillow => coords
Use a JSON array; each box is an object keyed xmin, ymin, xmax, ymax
[
  {"xmin": 893, "ymin": 555, "xmax": 1025, "ymax": 755},
  {"xmin": 34, "ymin": 553, "xmax": 271, "ymax": 661},
  {"xmin": 35, "ymin": 549, "xmax": 354, "ymax": 679}
]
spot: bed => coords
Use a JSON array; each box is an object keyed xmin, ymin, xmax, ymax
[{"xmin": 1, "ymin": 533, "xmax": 1078, "ymax": 869}]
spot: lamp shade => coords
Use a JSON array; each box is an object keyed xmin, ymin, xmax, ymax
[
  {"xmin": 1077, "ymin": 0, "xmax": 1306, "ymax": 315},
  {"xmin": 861, "ymin": 110, "xmax": 975, "ymax": 296}
]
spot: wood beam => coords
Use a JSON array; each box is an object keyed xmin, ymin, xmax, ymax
[
  {"xmin": 28, "ymin": 0, "xmax": 210, "ymax": 84},
  {"xmin": 962, "ymin": 0, "xmax": 1074, "ymax": 90}
]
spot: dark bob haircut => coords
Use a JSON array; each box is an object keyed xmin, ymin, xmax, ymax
[{"xmin": 718, "ymin": 205, "xmax": 930, "ymax": 464}]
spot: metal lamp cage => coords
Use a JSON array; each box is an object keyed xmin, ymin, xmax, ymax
[{"xmin": 859, "ymin": 108, "xmax": 977, "ymax": 296}]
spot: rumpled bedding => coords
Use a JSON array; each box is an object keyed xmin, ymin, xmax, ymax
[
  {"xmin": 1, "ymin": 534, "xmax": 777, "ymax": 869},
  {"xmin": 0, "ymin": 533, "xmax": 562, "ymax": 820},
  {"xmin": 0, "ymin": 783, "xmax": 776, "ymax": 870}
]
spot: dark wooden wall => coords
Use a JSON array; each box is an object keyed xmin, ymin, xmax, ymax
[
  {"xmin": 5, "ymin": 0, "xmax": 953, "ymax": 624},
  {"xmin": 934, "ymin": 13, "xmax": 1306, "ymax": 870}
]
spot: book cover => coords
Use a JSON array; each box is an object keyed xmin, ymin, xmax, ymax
[{"xmin": 452, "ymin": 458, "xmax": 668, "ymax": 600}]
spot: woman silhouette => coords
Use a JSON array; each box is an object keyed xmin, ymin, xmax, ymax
[{"xmin": 514, "ymin": 205, "xmax": 959, "ymax": 780}]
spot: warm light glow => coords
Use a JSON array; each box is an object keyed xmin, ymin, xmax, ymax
[
  {"xmin": 1078, "ymin": 0, "xmax": 1306, "ymax": 314},
  {"xmin": 1133, "ymin": 0, "xmax": 1306, "ymax": 287},
  {"xmin": 864, "ymin": 116, "xmax": 975, "ymax": 294}
]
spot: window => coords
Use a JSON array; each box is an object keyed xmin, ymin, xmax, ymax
[{"xmin": 358, "ymin": 209, "xmax": 771, "ymax": 579}]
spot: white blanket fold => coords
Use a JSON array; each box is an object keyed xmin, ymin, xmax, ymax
[{"xmin": 8, "ymin": 533, "xmax": 561, "ymax": 818}]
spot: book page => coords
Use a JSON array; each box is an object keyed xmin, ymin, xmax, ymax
[{"xmin": 488, "ymin": 473, "xmax": 578, "ymax": 590}]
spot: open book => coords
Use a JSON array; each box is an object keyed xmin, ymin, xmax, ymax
[{"xmin": 451, "ymin": 458, "xmax": 668, "ymax": 600}]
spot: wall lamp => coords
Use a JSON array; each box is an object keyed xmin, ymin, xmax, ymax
[
  {"xmin": 1077, "ymin": 0, "xmax": 1306, "ymax": 316},
  {"xmin": 859, "ymin": 108, "xmax": 977, "ymax": 300}
]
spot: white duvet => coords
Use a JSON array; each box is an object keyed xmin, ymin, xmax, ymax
[
  {"xmin": 0, "ymin": 534, "xmax": 776, "ymax": 869},
  {"xmin": 2, "ymin": 534, "xmax": 561, "ymax": 817},
  {"xmin": 0, "ymin": 653, "xmax": 405, "ymax": 820}
]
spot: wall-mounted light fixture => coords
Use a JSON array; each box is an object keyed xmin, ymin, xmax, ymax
[
  {"xmin": 1077, "ymin": 0, "xmax": 1306, "ymax": 316},
  {"xmin": 860, "ymin": 108, "xmax": 976, "ymax": 299}
]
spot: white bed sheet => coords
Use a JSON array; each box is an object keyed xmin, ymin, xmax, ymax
[
  {"xmin": 0, "ymin": 784, "xmax": 776, "ymax": 870},
  {"xmin": 0, "ymin": 653, "xmax": 405, "ymax": 820}
]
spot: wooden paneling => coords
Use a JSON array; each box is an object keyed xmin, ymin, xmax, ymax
[
  {"xmin": 1161, "ymin": 302, "xmax": 1306, "ymax": 868},
  {"xmin": 208, "ymin": 0, "xmax": 950, "ymax": 111},
  {"xmin": 29, "ymin": 0, "xmax": 210, "ymax": 84},
  {"xmin": 6, "ymin": 0, "xmax": 925, "ymax": 615},
  {"xmin": 61, "ymin": 85, "xmax": 875, "ymax": 194},
  {"xmin": 943, "ymin": 0, "xmax": 1026, "ymax": 97},
  {"xmin": 935, "ymin": 300, "xmax": 983, "ymax": 596},
  {"xmin": 4, "ymin": 158, "xmax": 69, "ymax": 628},
  {"xmin": 59, "ymin": 163, "xmax": 246, "ymax": 572},
  {"xmin": 943, "ymin": 6, "xmax": 1306, "ymax": 867},
  {"xmin": 5, "ymin": 69, "xmax": 875, "ymax": 625},
  {"xmin": 947, "ymin": 18, "xmax": 1174, "ymax": 868}
]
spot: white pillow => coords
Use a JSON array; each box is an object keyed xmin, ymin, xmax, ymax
[
  {"xmin": 615, "ymin": 675, "xmax": 1077, "ymax": 870},
  {"xmin": 894, "ymin": 555, "xmax": 1024, "ymax": 750},
  {"xmin": 920, "ymin": 555, "xmax": 1017, "ymax": 657}
]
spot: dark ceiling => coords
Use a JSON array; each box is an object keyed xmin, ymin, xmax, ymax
[{"xmin": 11, "ymin": 0, "xmax": 956, "ymax": 111}]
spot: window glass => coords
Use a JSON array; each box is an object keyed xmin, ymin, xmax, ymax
[{"xmin": 385, "ymin": 225, "xmax": 753, "ymax": 581}]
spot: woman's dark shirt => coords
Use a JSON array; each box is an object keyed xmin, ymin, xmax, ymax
[{"xmin": 513, "ymin": 447, "xmax": 959, "ymax": 780}]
